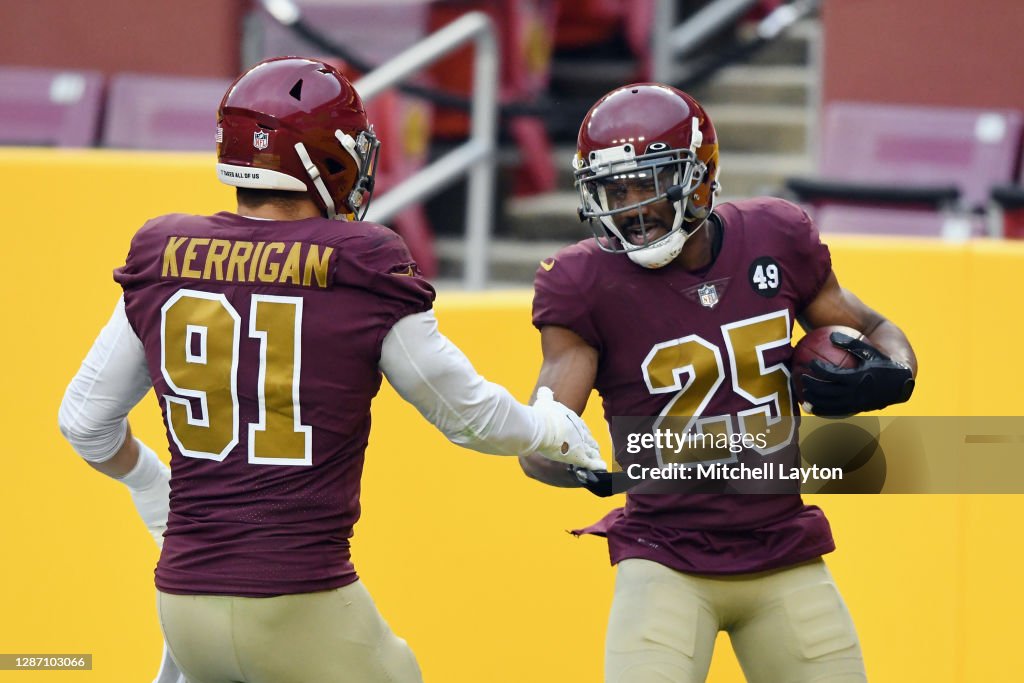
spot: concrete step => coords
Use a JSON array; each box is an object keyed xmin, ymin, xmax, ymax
[
  {"xmin": 740, "ymin": 18, "xmax": 818, "ymax": 67},
  {"xmin": 744, "ymin": 32, "xmax": 810, "ymax": 67},
  {"xmin": 718, "ymin": 152, "xmax": 812, "ymax": 196},
  {"xmin": 691, "ymin": 64, "xmax": 812, "ymax": 106},
  {"xmin": 548, "ymin": 59, "xmax": 643, "ymax": 98},
  {"xmin": 711, "ymin": 103, "xmax": 809, "ymax": 153},
  {"xmin": 501, "ymin": 191, "xmax": 589, "ymax": 242}
]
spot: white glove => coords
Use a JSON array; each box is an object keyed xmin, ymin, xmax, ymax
[
  {"xmin": 532, "ymin": 387, "xmax": 607, "ymax": 472},
  {"xmin": 117, "ymin": 439, "xmax": 170, "ymax": 548}
]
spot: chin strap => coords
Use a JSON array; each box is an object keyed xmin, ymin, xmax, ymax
[
  {"xmin": 294, "ymin": 142, "xmax": 339, "ymax": 219},
  {"xmin": 689, "ymin": 116, "xmax": 703, "ymax": 152}
]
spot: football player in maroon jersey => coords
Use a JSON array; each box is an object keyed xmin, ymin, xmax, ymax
[
  {"xmin": 58, "ymin": 58, "xmax": 605, "ymax": 683},
  {"xmin": 520, "ymin": 84, "xmax": 917, "ymax": 682}
]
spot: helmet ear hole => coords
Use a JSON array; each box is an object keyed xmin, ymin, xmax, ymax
[{"xmin": 324, "ymin": 157, "xmax": 345, "ymax": 175}]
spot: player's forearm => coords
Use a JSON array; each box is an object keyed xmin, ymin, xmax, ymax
[
  {"xmin": 381, "ymin": 312, "xmax": 546, "ymax": 455},
  {"xmin": 519, "ymin": 453, "xmax": 581, "ymax": 487},
  {"xmin": 865, "ymin": 319, "xmax": 917, "ymax": 376}
]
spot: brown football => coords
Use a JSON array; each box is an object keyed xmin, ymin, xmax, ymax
[{"xmin": 791, "ymin": 325, "xmax": 865, "ymax": 405}]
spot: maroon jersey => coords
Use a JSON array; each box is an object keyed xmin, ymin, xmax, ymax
[
  {"xmin": 533, "ymin": 198, "xmax": 836, "ymax": 574},
  {"xmin": 114, "ymin": 212, "xmax": 434, "ymax": 596}
]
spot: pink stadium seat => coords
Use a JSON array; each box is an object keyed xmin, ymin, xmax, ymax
[
  {"xmin": 815, "ymin": 205, "xmax": 984, "ymax": 240},
  {"xmin": 0, "ymin": 66, "xmax": 104, "ymax": 147},
  {"xmin": 788, "ymin": 101, "xmax": 1024, "ymax": 237},
  {"xmin": 819, "ymin": 102, "xmax": 1023, "ymax": 210},
  {"xmin": 102, "ymin": 73, "xmax": 231, "ymax": 151}
]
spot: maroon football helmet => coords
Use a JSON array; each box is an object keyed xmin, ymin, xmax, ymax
[
  {"xmin": 574, "ymin": 83, "xmax": 720, "ymax": 268},
  {"xmin": 216, "ymin": 57, "xmax": 379, "ymax": 220}
]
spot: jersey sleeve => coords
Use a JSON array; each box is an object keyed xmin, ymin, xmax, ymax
[
  {"xmin": 335, "ymin": 224, "xmax": 435, "ymax": 326},
  {"xmin": 773, "ymin": 200, "xmax": 832, "ymax": 310},
  {"xmin": 532, "ymin": 250, "xmax": 601, "ymax": 350},
  {"xmin": 58, "ymin": 297, "xmax": 152, "ymax": 462},
  {"xmin": 112, "ymin": 217, "xmax": 171, "ymax": 292}
]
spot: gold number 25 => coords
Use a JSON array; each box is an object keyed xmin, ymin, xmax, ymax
[{"xmin": 641, "ymin": 310, "xmax": 795, "ymax": 465}]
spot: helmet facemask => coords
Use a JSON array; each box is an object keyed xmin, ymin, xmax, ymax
[
  {"xmin": 338, "ymin": 127, "xmax": 380, "ymax": 221},
  {"xmin": 574, "ymin": 137, "xmax": 710, "ymax": 268},
  {"xmin": 295, "ymin": 127, "xmax": 380, "ymax": 221}
]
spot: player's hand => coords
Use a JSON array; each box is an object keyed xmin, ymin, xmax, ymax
[
  {"xmin": 569, "ymin": 466, "xmax": 630, "ymax": 497},
  {"xmin": 532, "ymin": 387, "xmax": 607, "ymax": 472},
  {"xmin": 800, "ymin": 332, "xmax": 914, "ymax": 417}
]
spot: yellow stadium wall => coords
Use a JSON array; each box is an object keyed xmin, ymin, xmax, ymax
[{"xmin": 1, "ymin": 149, "xmax": 1021, "ymax": 681}]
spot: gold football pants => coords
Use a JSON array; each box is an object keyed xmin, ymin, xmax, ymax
[
  {"xmin": 158, "ymin": 580, "xmax": 422, "ymax": 683},
  {"xmin": 606, "ymin": 558, "xmax": 867, "ymax": 683}
]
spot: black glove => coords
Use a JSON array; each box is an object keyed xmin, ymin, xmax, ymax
[
  {"xmin": 800, "ymin": 332, "xmax": 915, "ymax": 417},
  {"xmin": 569, "ymin": 466, "xmax": 633, "ymax": 497}
]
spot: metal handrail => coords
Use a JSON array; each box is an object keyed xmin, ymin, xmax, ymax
[
  {"xmin": 355, "ymin": 12, "xmax": 498, "ymax": 290},
  {"xmin": 652, "ymin": 0, "xmax": 760, "ymax": 83}
]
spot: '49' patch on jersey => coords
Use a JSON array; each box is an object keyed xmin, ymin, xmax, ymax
[{"xmin": 749, "ymin": 256, "xmax": 782, "ymax": 297}]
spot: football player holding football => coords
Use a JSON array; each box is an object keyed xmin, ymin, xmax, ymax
[
  {"xmin": 520, "ymin": 84, "xmax": 917, "ymax": 682},
  {"xmin": 58, "ymin": 57, "xmax": 604, "ymax": 683}
]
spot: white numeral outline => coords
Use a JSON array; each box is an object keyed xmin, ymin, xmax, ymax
[{"xmin": 160, "ymin": 290, "xmax": 240, "ymax": 462}]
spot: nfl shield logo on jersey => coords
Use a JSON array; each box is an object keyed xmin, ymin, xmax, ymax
[
  {"xmin": 698, "ymin": 283, "xmax": 719, "ymax": 308},
  {"xmin": 253, "ymin": 130, "xmax": 269, "ymax": 150}
]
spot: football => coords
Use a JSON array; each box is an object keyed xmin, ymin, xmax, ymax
[{"xmin": 790, "ymin": 325, "xmax": 865, "ymax": 405}]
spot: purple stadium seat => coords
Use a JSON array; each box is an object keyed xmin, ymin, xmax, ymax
[
  {"xmin": 102, "ymin": 73, "xmax": 231, "ymax": 151},
  {"xmin": 819, "ymin": 102, "xmax": 1023, "ymax": 210},
  {"xmin": 815, "ymin": 205, "xmax": 984, "ymax": 240},
  {"xmin": 0, "ymin": 66, "xmax": 104, "ymax": 147},
  {"xmin": 788, "ymin": 102, "xmax": 1024, "ymax": 237}
]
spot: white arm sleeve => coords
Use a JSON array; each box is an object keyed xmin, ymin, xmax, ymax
[
  {"xmin": 58, "ymin": 297, "xmax": 153, "ymax": 462},
  {"xmin": 380, "ymin": 310, "xmax": 547, "ymax": 455}
]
